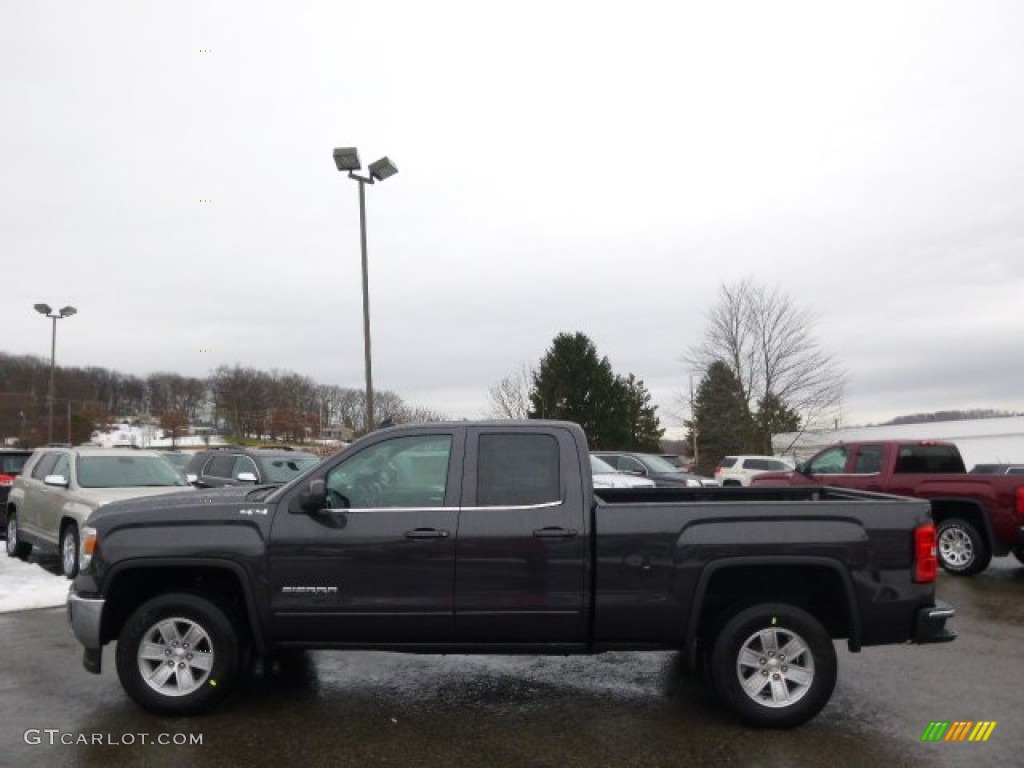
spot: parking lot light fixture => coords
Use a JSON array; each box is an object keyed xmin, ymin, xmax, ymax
[
  {"xmin": 333, "ymin": 147, "xmax": 361, "ymax": 172},
  {"xmin": 368, "ymin": 157, "xmax": 398, "ymax": 181},
  {"xmin": 34, "ymin": 303, "xmax": 78, "ymax": 444},
  {"xmin": 332, "ymin": 146, "xmax": 398, "ymax": 433}
]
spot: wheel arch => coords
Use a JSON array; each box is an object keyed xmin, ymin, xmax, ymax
[
  {"xmin": 684, "ymin": 557, "xmax": 860, "ymax": 671},
  {"xmin": 927, "ymin": 498, "xmax": 996, "ymax": 553},
  {"xmin": 100, "ymin": 559, "xmax": 267, "ymax": 654}
]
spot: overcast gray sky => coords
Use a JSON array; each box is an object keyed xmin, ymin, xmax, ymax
[{"xmin": 3, "ymin": 0, "xmax": 1023, "ymax": 435}]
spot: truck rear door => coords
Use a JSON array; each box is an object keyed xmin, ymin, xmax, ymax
[{"xmin": 454, "ymin": 426, "xmax": 589, "ymax": 644}]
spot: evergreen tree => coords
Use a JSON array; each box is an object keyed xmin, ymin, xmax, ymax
[
  {"xmin": 753, "ymin": 392, "xmax": 800, "ymax": 454},
  {"xmin": 687, "ymin": 360, "xmax": 753, "ymax": 475},
  {"xmin": 616, "ymin": 374, "xmax": 664, "ymax": 451},
  {"xmin": 529, "ymin": 333, "xmax": 620, "ymax": 448},
  {"xmin": 528, "ymin": 332, "xmax": 662, "ymax": 450}
]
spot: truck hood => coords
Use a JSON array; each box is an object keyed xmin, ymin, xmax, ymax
[{"xmin": 86, "ymin": 484, "xmax": 272, "ymax": 526}]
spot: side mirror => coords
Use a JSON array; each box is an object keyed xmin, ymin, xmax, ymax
[
  {"xmin": 299, "ymin": 479, "xmax": 327, "ymax": 513},
  {"xmin": 186, "ymin": 473, "xmax": 199, "ymax": 485},
  {"xmin": 795, "ymin": 462, "xmax": 809, "ymax": 475},
  {"xmin": 44, "ymin": 474, "xmax": 69, "ymax": 488},
  {"xmin": 236, "ymin": 472, "xmax": 259, "ymax": 484}
]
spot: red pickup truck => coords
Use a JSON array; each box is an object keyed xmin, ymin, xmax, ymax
[{"xmin": 752, "ymin": 440, "xmax": 1024, "ymax": 576}]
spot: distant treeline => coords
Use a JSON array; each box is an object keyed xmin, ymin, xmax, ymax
[
  {"xmin": 878, "ymin": 409, "xmax": 1022, "ymax": 426},
  {"xmin": 0, "ymin": 351, "xmax": 444, "ymax": 447}
]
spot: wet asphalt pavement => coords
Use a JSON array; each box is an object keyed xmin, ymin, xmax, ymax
[{"xmin": 1, "ymin": 557, "xmax": 1021, "ymax": 768}]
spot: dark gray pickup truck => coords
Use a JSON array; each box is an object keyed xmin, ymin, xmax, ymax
[{"xmin": 67, "ymin": 420, "xmax": 954, "ymax": 727}]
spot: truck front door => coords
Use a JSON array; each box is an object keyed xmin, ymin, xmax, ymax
[
  {"xmin": 268, "ymin": 430, "xmax": 463, "ymax": 643},
  {"xmin": 454, "ymin": 427, "xmax": 588, "ymax": 644}
]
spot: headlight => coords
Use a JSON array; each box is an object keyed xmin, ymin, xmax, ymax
[{"xmin": 80, "ymin": 526, "xmax": 97, "ymax": 572}]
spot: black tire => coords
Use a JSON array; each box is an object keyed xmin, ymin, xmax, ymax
[
  {"xmin": 60, "ymin": 522, "xmax": 79, "ymax": 578},
  {"xmin": 115, "ymin": 593, "xmax": 241, "ymax": 715},
  {"xmin": 5, "ymin": 513, "xmax": 31, "ymax": 560},
  {"xmin": 1012, "ymin": 545, "xmax": 1024, "ymax": 566},
  {"xmin": 710, "ymin": 603, "xmax": 837, "ymax": 728},
  {"xmin": 936, "ymin": 518, "xmax": 991, "ymax": 576}
]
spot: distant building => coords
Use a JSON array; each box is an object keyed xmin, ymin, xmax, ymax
[
  {"xmin": 321, "ymin": 424, "xmax": 355, "ymax": 442},
  {"xmin": 773, "ymin": 416, "xmax": 1024, "ymax": 469}
]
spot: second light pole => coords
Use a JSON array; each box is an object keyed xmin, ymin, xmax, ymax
[
  {"xmin": 333, "ymin": 147, "xmax": 398, "ymax": 433},
  {"xmin": 33, "ymin": 303, "xmax": 77, "ymax": 444}
]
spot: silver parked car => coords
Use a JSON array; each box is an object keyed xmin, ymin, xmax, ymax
[
  {"xmin": 590, "ymin": 455, "xmax": 657, "ymax": 489},
  {"xmin": 5, "ymin": 447, "xmax": 191, "ymax": 577}
]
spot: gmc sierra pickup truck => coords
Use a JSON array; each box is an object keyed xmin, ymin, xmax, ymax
[
  {"xmin": 67, "ymin": 421, "xmax": 954, "ymax": 728},
  {"xmin": 751, "ymin": 440, "xmax": 1024, "ymax": 576}
]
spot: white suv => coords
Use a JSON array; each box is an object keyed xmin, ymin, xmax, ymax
[{"xmin": 714, "ymin": 455, "xmax": 794, "ymax": 486}]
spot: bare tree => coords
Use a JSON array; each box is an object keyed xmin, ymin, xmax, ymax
[
  {"xmin": 685, "ymin": 279, "xmax": 845, "ymax": 452},
  {"xmin": 488, "ymin": 363, "xmax": 534, "ymax": 419}
]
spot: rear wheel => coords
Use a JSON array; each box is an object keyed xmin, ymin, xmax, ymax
[
  {"xmin": 115, "ymin": 593, "xmax": 241, "ymax": 715},
  {"xmin": 60, "ymin": 522, "xmax": 80, "ymax": 578},
  {"xmin": 710, "ymin": 603, "xmax": 836, "ymax": 728},
  {"xmin": 5, "ymin": 513, "xmax": 31, "ymax": 560},
  {"xmin": 936, "ymin": 518, "xmax": 991, "ymax": 576}
]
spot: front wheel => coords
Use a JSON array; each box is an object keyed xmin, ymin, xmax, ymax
[
  {"xmin": 710, "ymin": 603, "xmax": 837, "ymax": 728},
  {"xmin": 115, "ymin": 593, "xmax": 241, "ymax": 715},
  {"xmin": 6, "ymin": 514, "xmax": 31, "ymax": 560},
  {"xmin": 60, "ymin": 523, "xmax": 79, "ymax": 578},
  {"xmin": 936, "ymin": 518, "xmax": 991, "ymax": 576}
]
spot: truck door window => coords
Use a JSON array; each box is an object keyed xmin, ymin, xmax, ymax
[
  {"xmin": 477, "ymin": 433, "xmax": 560, "ymax": 507},
  {"xmin": 325, "ymin": 434, "xmax": 453, "ymax": 509},
  {"xmin": 808, "ymin": 447, "xmax": 848, "ymax": 475},
  {"xmin": 894, "ymin": 446, "xmax": 965, "ymax": 473}
]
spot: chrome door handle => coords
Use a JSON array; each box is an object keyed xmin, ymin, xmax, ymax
[
  {"xmin": 404, "ymin": 528, "xmax": 449, "ymax": 539},
  {"xmin": 532, "ymin": 527, "xmax": 578, "ymax": 539}
]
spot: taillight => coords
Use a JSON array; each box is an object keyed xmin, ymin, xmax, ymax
[
  {"xmin": 714, "ymin": 466, "xmax": 722, "ymax": 475},
  {"xmin": 914, "ymin": 523, "xmax": 937, "ymax": 583},
  {"xmin": 0, "ymin": 474, "xmax": 14, "ymax": 487}
]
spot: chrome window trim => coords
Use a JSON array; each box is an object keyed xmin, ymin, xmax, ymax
[{"xmin": 323, "ymin": 499, "xmax": 564, "ymax": 513}]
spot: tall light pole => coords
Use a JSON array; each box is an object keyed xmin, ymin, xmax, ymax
[
  {"xmin": 333, "ymin": 147, "xmax": 398, "ymax": 433},
  {"xmin": 33, "ymin": 303, "xmax": 77, "ymax": 444}
]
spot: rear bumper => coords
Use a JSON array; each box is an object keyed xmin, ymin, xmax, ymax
[
  {"xmin": 913, "ymin": 600, "xmax": 956, "ymax": 644},
  {"xmin": 67, "ymin": 590, "xmax": 105, "ymax": 673}
]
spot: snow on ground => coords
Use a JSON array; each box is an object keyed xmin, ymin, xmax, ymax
[{"xmin": 0, "ymin": 555, "xmax": 69, "ymax": 613}]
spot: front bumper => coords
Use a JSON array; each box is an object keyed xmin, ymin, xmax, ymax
[
  {"xmin": 67, "ymin": 590, "xmax": 105, "ymax": 673},
  {"xmin": 913, "ymin": 600, "xmax": 956, "ymax": 644}
]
